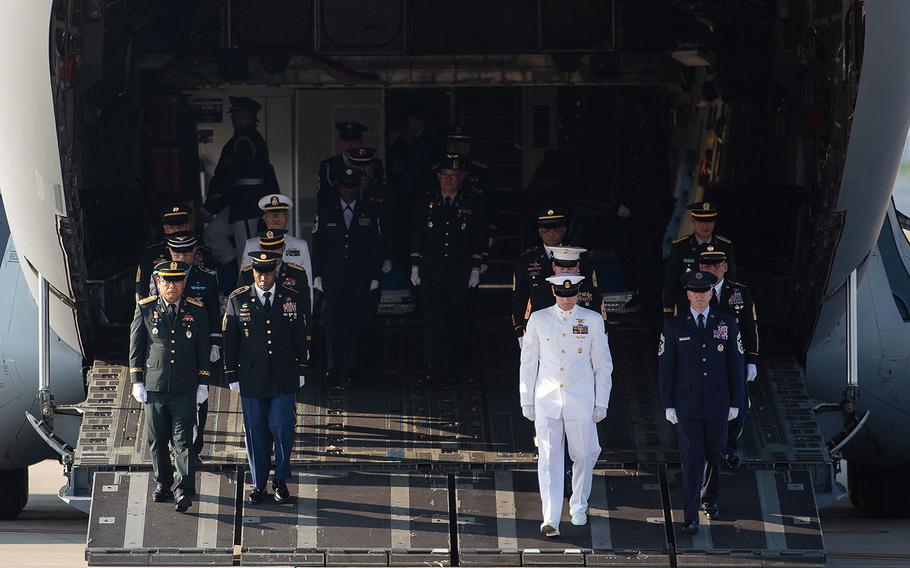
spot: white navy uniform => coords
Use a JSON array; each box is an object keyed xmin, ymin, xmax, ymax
[
  {"xmin": 241, "ymin": 234, "xmax": 313, "ymax": 310},
  {"xmin": 519, "ymin": 303, "xmax": 613, "ymax": 530}
]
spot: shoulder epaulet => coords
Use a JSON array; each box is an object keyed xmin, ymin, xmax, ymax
[
  {"xmin": 185, "ymin": 296, "xmax": 204, "ymax": 307},
  {"xmin": 198, "ymin": 265, "xmax": 216, "ymax": 275},
  {"xmin": 727, "ymin": 280, "xmax": 749, "ymax": 290},
  {"xmin": 715, "ymin": 234, "xmax": 733, "ymax": 244},
  {"xmin": 229, "ymin": 286, "xmax": 251, "ymax": 298},
  {"xmin": 145, "ymin": 240, "xmax": 163, "ymax": 249},
  {"xmin": 286, "ymin": 261, "xmax": 307, "ymax": 271},
  {"xmin": 281, "ymin": 283, "xmax": 297, "ymax": 293},
  {"xmin": 240, "ymin": 265, "xmax": 252, "ymax": 272},
  {"xmin": 522, "ymin": 245, "xmax": 540, "ymax": 255},
  {"xmin": 672, "ymin": 235, "xmax": 689, "ymax": 244},
  {"xmin": 138, "ymin": 295, "xmax": 158, "ymax": 305},
  {"xmin": 472, "ymin": 160, "xmax": 487, "ymax": 168}
]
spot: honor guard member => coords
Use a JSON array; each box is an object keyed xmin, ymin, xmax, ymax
[
  {"xmin": 240, "ymin": 193, "xmax": 314, "ymax": 308},
  {"xmin": 129, "ymin": 260, "xmax": 211, "ymax": 513},
  {"xmin": 239, "ymin": 230, "xmax": 313, "ymax": 314},
  {"xmin": 159, "ymin": 232, "xmax": 223, "ymax": 459},
  {"xmin": 446, "ymin": 125, "xmax": 497, "ymax": 258},
  {"xmin": 662, "ymin": 201, "xmax": 736, "ymax": 316},
  {"xmin": 512, "ymin": 208, "xmax": 597, "ymax": 346},
  {"xmin": 694, "ymin": 244, "xmax": 758, "ymax": 469},
  {"xmin": 659, "ymin": 270, "xmax": 744, "ymax": 535},
  {"xmin": 203, "ymin": 96, "xmax": 279, "ymax": 264},
  {"xmin": 317, "ymin": 122, "xmax": 384, "ymax": 206},
  {"xmin": 312, "ymin": 167, "xmax": 383, "ymax": 385},
  {"xmin": 523, "ymin": 246, "xmax": 605, "ymax": 327},
  {"xmin": 136, "ymin": 205, "xmax": 216, "ymax": 300},
  {"xmin": 223, "ymin": 251, "xmax": 309, "ymax": 505},
  {"xmin": 410, "ymin": 154, "xmax": 486, "ymax": 381},
  {"xmin": 348, "ymin": 147, "xmax": 395, "ymax": 273},
  {"xmin": 519, "ymin": 275, "xmax": 613, "ymax": 537}
]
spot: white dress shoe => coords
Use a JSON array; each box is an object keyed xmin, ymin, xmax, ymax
[{"xmin": 571, "ymin": 512, "xmax": 588, "ymax": 526}]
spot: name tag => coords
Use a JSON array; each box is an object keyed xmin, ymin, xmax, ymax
[
  {"xmin": 287, "ymin": 249, "xmax": 300, "ymax": 257},
  {"xmin": 683, "ymin": 257, "xmax": 695, "ymax": 264},
  {"xmin": 678, "ymin": 336, "xmax": 691, "ymax": 341},
  {"xmin": 326, "ymin": 222, "xmax": 337, "ymax": 227}
]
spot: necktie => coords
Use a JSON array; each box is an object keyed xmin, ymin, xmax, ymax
[
  {"xmin": 344, "ymin": 204, "xmax": 353, "ymax": 228},
  {"xmin": 263, "ymin": 291, "xmax": 272, "ymax": 312},
  {"xmin": 167, "ymin": 303, "xmax": 176, "ymax": 322},
  {"xmin": 697, "ymin": 313, "xmax": 705, "ymax": 332}
]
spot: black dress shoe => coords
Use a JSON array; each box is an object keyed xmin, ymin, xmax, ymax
[
  {"xmin": 681, "ymin": 520, "xmax": 699, "ymax": 535},
  {"xmin": 702, "ymin": 502, "xmax": 720, "ymax": 520},
  {"xmin": 247, "ymin": 487, "xmax": 266, "ymax": 504},
  {"xmin": 724, "ymin": 450, "xmax": 741, "ymax": 469},
  {"xmin": 273, "ymin": 480, "xmax": 293, "ymax": 504},
  {"xmin": 152, "ymin": 484, "xmax": 173, "ymax": 503},
  {"xmin": 175, "ymin": 494, "xmax": 192, "ymax": 513}
]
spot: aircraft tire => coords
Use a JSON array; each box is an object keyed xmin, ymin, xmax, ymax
[
  {"xmin": 0, "ymin": 467, "xmax": 28, "ymax": 520},
  {"xmin": 848, "ymin": 460, "xmax": 910, "ymax": 518}
]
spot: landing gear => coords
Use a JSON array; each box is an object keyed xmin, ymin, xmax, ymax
[
  {"xmin": 848, "ymin": 461, "xmax": 910, "ymax": 517},
  {"xmin": 0, "ymin": 467, "xmax": 28, "ymax": 520}
]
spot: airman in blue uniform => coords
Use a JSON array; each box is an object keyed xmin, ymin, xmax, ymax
[
  {"xmin": 317, "ymin": 122, "xmax": 384, "ymax": 207},
  {"xmin": 659, "ymin": 270, "xmax": 744, "ymax": 534}
]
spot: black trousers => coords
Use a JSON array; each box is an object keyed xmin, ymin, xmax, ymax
[
  {"xmin": 323, "ymin": 277, "xmax": 372, "ymax": 372},
  {"xmin": 145, "ymin": 391, "xmax": 197, "ymax": 498},
  {"xmin": 677, "ymin": 417, "xmax": 727, "ymax": 523},
  {"xmin": 193, "ymin": 399, "xmax": 208, "ymax": 456},
  {"xmin": 420, "ymin": 272, "xmax": 469, "ymax": 367}
]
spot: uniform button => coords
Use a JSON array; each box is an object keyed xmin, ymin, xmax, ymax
[
  {"xmin": 170, "ymin": 359, "xmax": 175, "ymax": 364},
  {"xmin": 560, "ymin": 384, "xmax": 564, "ymax": 388},
  {"xmin": 267, "ymin": 340, "xmax": 272, "ymax": 344},
  {"xmin": 562, "ymin": 333, "xmax": 566, "ymax": 337},
  {"xmin": 266, "ymin": 320, "xmax": 270, "ymax": 324},
  {"xmin": 170, "ymin": 350, "xmax": 175, "ymax": 354},
  {"xmin": 171, "ymin": 340, "xmax": 175, "ymax": 344},
  {"xmin": 702, "ymin": 357, "xmax": 706, "ymax": 362},
  {"xmin": 560, "ymin": 367, "xmax": 564, "ymax": 371},
  {"xmin": 445, "ymin": 232, "xmax": 449, "ymax": 236},
  {"xmin": 171, "ymin": 330, "xmax": 175, "ymax": 334},
  {"xmin": 703, "ymin": 372, "xmax": 708, "ymax": 376},
  {"xmin": 702, "ymin": 344, "xmax": 706, "ymax": 348},
  {"xmin": 267, "ymin": 330, "xmax": 271, "ymax": 334},
  {"xmin": 268, "ymin": 350, "xmax": 273, "ymax": 355}
]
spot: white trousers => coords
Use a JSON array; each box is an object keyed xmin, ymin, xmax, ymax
[
  {"xmin": 535, "ymin": 415, "xmax": 601, "ymax": 528},
  {"xmin": 203, "ymin": 208, "xmax": 236, "ymax": 264},
  {"xmin": 230, "ymin": 218, "xmax": 259, "ymax": 262}
]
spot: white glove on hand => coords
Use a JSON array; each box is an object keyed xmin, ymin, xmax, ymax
[
  {"xmin": 209, "ymin": 345, "xmax": 221, "ymax": 362},
  {"xmin": 298, "ymin": 375, "xmax": 305, "ymax": 388},
  {"xmin": 228, "ymin": 382, "xmax": 240, "ymax": 393},
  {"xmin": 196, "ymin": 385, "xmax": 209, "ymax": 404},
  {"xmin": 381, "ymin": 259, "xmax": 392, "ymax": 274},
  {"xmin": 746, "ymin": 363, "xmax": 758, "ymax": 382},
  {"xmin": 728, "ymin": 407, "xmax": 740, "ymax": 421},
  {"xmin": 593, "ymin": 406, "xmax": 608, "ymax": 423},
  {"xmin": 467, "ymin": 268, "xmax": 481, "ymax": 288},
  {"xmin": 665, "ymin": 408, "xmax": 678, "ymax": 425},
  {"xmin": 410, "ymin": 266, "xmax": 420, "ymax": 286},
  {"xmin": 479, "ymin": 263, "xmax": 489, "ymax": 274},
  {"xmin": 369, "ymin": 279, "xmax": 379, "ymax": 291},
  {"xmin": 517, "ymin": 336, "xmax": 524, "ymax": 350},
  {"xmin": 521, "ymin": 405, "xmax": 535, "ymax": 421},
  {"xmin": 313, "ymin": 277, "xmax": 323, "ymax": 292},
  {"xmin": 131, "ymin": 383, "xmax": 148, "ymax": 404},
  {"xmin": 488, "ymin": 237, "xmax": 495, "ymax": 249}
]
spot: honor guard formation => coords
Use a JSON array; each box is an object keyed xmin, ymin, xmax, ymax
[{"xmin": 128, "ymin": 96, "xmax": 762, "ymax": 538}]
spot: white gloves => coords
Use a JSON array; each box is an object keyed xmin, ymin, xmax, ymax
[
  {"xmin": 665, "ymin": 408, "xmax": 678, "ymax": 424},
  {"xmin": 728, "ymin": 407, "xmax": 740, "ymax": 421},
  {"xmin": 593, "ymin": 406, "xmax": 608, "ymax": 423},
  {"xmin": 369, "ymin": 279, "xmax": 379, "ymax": 291},
  {"xmin": 131, "ymin": 383, "xmax": 148, "ymax": 404},
  {"xmin": 299, "ymin": 375, "xmax": 306, "ymax": 387},
  {"xmin": 209, "ymin": 345, "xmax": 221, "ymax": 362},
  {"xmin": 196, "ymin": 385, "xmax": 209, "ymax": 404},
  {"xmin": 517, "ymin": 336, "xmax": 524, "ymax": 349},
  {"xmin": 410, "ymin": 266, "xmax": 420, "ymax": 286},
  {"xmin": 468, "ymin": 268, "xmax": 481, "ymax": 288},
  {"xmin": 488, "ymin": 237, "xmax": 495, "ymax": 249},
  {"xmin": 313, "ymin": 277, "xmax": 323, "ymax": 292},
  {"xmin": 617, "ymin": 204, "xmax": 631, "ymax": 218},
  {"xmin": 521, "ymin": 405, "xmax": 536, "ymax": 421},
  {"xmin": 480, "ymin": 263, "xmax": 489, "ymax": 274},
  {"xmin": 381, "ymin": 259, "xmax": 392, "ymax": 274},
  {"xmin": 228, "ymin": 382, "xmax": 240, "ymax": 392},
  {"xmin": 746, "ymin": 363, "xmax": 758, "ymax": 382}
]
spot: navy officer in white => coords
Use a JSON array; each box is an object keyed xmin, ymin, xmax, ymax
[
  {"xmin": 519, "ymin": 274, "xmax": 613, "ymax": 537},
  {"xmin": 659, "ymin": 270, "xmax": 744, "ymax": 535}
]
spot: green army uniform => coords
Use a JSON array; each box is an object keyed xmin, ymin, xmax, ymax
[{"xmin": 662, "ymin": 233, "xmax": 736, "ymax": 315}]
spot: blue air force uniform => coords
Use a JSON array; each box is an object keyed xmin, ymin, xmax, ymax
[
  {"xmin": 659, "ymin": 271, "xmax": 744, "ymax": 528},
  {"xmin": 312, "ymin": 168, "xmax": 383, "ymax": 376}
]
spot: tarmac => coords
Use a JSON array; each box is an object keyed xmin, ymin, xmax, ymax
[{"xmin": 1, "ymin": 460, "xmax": 908, "ymax": 568}]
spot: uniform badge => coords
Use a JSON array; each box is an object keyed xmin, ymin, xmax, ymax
[
  {"xmin": 737, "ymin": 331, "xmax": 744, "ymax": 354},
  {"xmin": 186, "ymin": 330, "xmax": 192, "ymax": 339},
  {"xmin": 730, "ymin": 288, "xmax": 743, "ymax": 306},
  {"xmin": 572, "ymin": 320, "xmax": 589, "ymax": 334},
  {"xmin": 152, "ymin": 327, "xmax": 158, "ymax": 336},
  {"xmin": 427, "ymin": 221, "xmax": 433, "ymax": 228},
  {"xmin": 658, "ymin": 333, "xmax": 665, "ymax": 356},
  {"xmin": 312, "ymin": 215, "xmax": 319, "ymax": 233},
  {"xmin": 244, "ymin": 329, "xmax": 250, "ymax": 337},
  {"xmin": 287, "ymin": 249, "xmax": 300, "ymax": 256},
  {"xmin": 358, "ymin": 216, "xmax": 372, "ymax": 226},
  {"xmin": 717, "ymin": 344, "xmax": 724, "ymax": 352},
  {"xmin": 461, "ymin": 222, "xmax": 466, "ymax": 230},
  {"xmin": 577, "ymin": 347, "xmax": 583, "ymax": 353},
  {"xmin": 713, "ymin": 323, "xmax": 728, "ymax": 340}
]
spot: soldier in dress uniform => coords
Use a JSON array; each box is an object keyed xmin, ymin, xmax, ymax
[
  {"xmin": 240, "ymin": 193, "xmax": 314, "ymax": 309},
  {"xmin": 238, "ymin": 229, "xmax": 313, "ymax": 315},
  {"xmin": 446, "ymin": 125, "xmax": 496, "ymax": 260},
  {"xmin": 136, "ymin": 205, "xmax": 216, "ymax": 300},
  {"xmin": 348, "ymin": 147, "xmax": 395, "ymax": 274},
  {"xmin": 410, "ymin": 154, "xmax": 486, "ymax": 381},
  {"xmin": 523, "ymin": 246, "xmax": 605, "ymax": 328},
  {"xmin": 662, "ymin": 201, "xmax": 736, "ymax": 316},
  {"xmin": 317, "ymin": 122, "xmax": 384, "ymax": 207},
  {"xmin": 659, "ymin": 270, "xmax": 744, "ymax": 534},
  {"xmin": 129, "ymin": 260, "xmax": 211, "ymax": 513},
  {"xmin": 203, "ymin": 96, "xmax": 279, "ymax": 265},
  {"xmin": 519, "ymin": 275, "xmax": 613, "ymax": 537},
  {"xmin": 312, "ymin": 167, "xmax": 383, "ymax": 385},
  {"xmin": 223, "ymin": 251, "xmax": 309, "ymax": 505},
  {"xmin": 694, "ymin": 244, "xmax": 758, "ymax": 469},
  {"xmin": 512, "ymin": 208, "xmax": 598, "ymax": 347}
]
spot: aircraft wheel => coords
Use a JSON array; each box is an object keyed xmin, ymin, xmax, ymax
[
  {"xmin": 0, "ymin": 467, "xmax": 28, "ymax": 520},
  {"xmin": 848, "ymin": 460, "xmax": 910, "ymax": 518}
]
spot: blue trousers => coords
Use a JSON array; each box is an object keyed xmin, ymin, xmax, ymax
[
  {"xmin": 241, "ymin": 392, "xmax": 296, "ymax": 489},
  {"xmin": 677, "ymin": 417, "xmax": 727, "ymax": 524}
]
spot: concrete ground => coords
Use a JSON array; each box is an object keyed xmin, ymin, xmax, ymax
[{"xmin": 1, "ymin": 460, "xmax": 909, "ymax": 567}]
